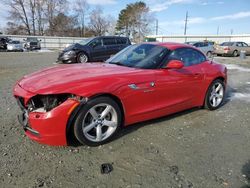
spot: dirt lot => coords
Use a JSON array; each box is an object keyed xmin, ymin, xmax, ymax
[{"xmin": 0, "ymin": 52, "xmax": 250, "ymax": 188}]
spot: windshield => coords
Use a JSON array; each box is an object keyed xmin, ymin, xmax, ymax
[
  {"xmin": 27, "ymin": 37, "xmax": 38, "ymax": 42},
  {"xmin": 106, "ymin": 44, "xmax": 169, "ymax": 69},
  {"xmin": 9, "ymin": 41, "xmax": 20, "ymax": 44},
  {"xmin": 78, "ymin": 38, "xmax": 93, "ymax": 46},
  {"xmin": 220, "ymin": 42, "xmax": 234, "ymax": 46}
]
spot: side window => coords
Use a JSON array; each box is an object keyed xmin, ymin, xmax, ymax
[
  {"xmin": 242, "ymin": 42, "xmax": 248, "ymax": 47},
  {"xmin": 116, "ymin": 38, "xmax": 126, "ymax": 44},
  {"xmin": 103, "ymin": 38, "xmax": 116, "ymax": 45},
  {"xmin": 169, "ymin": 48, "xmax": 206, "ymax": 67},
  {"xmin": 236, "ymin": 42, "xmax": 242, "ymax": 47},
  {"xmin": 193, "ymin": 43, "xmax": 200, "ymax": 47},
  {"xmin": 89, "ymin": 38, "xmax": 102, "ymax": 48}
]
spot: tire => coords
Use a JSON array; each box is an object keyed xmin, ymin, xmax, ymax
[
  {"xmin": 206, "ymin": 51, "xmax": 212, "ymax": 58},
  {"xmin": 233, "ymin": 50, "xmax": 238, "ymax": 57},
  {"xmin": 74, "ymin": 96, "xmax": 122, "ymax": 146},
  {"xmin": 204, "ymin": 79, "xmax": 225, "ymax": 110},
  {"xmin": 77, "ymin": 52, "xmax": 88, "ymax": 63}
]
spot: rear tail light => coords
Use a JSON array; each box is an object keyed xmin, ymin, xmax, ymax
[{"xmin": 224, "ymin": 47, "xmax": 230, "ymax": 51}]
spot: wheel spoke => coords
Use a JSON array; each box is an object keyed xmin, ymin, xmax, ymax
[
  {"xmin": 215, "ymin": 84, "xmax": 222, "ymax": 93},
  {"xmin": 100, "ymin": 105, "xmax": 112, "ymax": 119},
  {"xmin": 103, "ymin": 119, "xmax": 117, "ymax": 128},
  {"xmin": 96, "ymin": 125, "xmax": 102, "ymax": 141},
  {"xmin": 83, "ymin": 122, "xmax": 96, "ymax": 134},
  {"xmin": 210, "ymin": 94, "xmax": 214, "ymax": 101},
  {"xmin": 216, "ymin": 94, "xmax": 223, "ymax": 99},
  {"xmin": 212, "ymin": 85, "xmax": 216, "ymax": 93},
  {"xmin": 212, "ymin": 97, "xmax": 216, "ymax": 106},
  {"xmin": 89, "ymin": 108, "xmax": 98, "ymax": 119}
]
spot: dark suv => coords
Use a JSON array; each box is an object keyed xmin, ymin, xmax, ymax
[
  {"xmin": 58, "ymin": 36, "xmax": 131, "ymax": 63},
  {"xmin": 0, "ymin": 36, "xmax": 11, "ymax": 50}
]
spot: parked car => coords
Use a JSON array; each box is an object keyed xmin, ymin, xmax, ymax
[
  {"xmin": 214, "ymin": 41, "xmax": 250, "ymax": 57},
  {"xmin": 186, "ymin": 41, "xmax": 214, "ymax": 57},
  {"xmin": 14, "ymin": 42, "xmax": 227, "ymax": 146},
  {"xmin": 7, "ymin": 40, "xmax": 23, "ymax": 52},
  {"xmin": 0, "ymin": 36, "xmax": 11, "ymax": 50},
  {"xmin": 24, "ymin": 37, "xmax": 41, "ymax": 50},
  {"xmin": 57, "ymin": 36, "xmax": 131, "ymax": 63}
]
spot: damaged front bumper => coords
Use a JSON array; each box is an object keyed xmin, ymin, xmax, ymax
[{"xmin": 14, "ymin": 84, "xmax": 80, "ymax": 146}]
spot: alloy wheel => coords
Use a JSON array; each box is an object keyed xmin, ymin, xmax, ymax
[
  {"xmin": 209, "ymin": 82, "xmax": 224, "ymax": 107},
  {"xmin": 82, "ymin": 103, "xmax": 118, "ymax": 142},
  {"xmin": 79, "ymin": 54, "xmax": 88, "ymax": 63}
]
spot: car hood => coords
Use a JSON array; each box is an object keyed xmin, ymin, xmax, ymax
[
  {"xmin": 18, "ymin": 63, "xmax": 150, "ymax": 95},
  {"xmin": 63, "ymin": 43, "xmax": 84, "ymax": 52}
]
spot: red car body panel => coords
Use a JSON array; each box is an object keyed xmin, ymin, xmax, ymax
[{"xmin": 13, "ymin": 43, "xmax": 227, "ymax": 146}]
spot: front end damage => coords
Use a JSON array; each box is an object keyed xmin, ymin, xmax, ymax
[{"xmin": 14, "ymin": 84, "xmax": 83, "ymax": 146}]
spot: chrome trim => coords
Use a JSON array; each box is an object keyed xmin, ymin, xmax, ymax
[{"xmin": 128, "ymin": 84, "xmax": 139, "ymax": 90}]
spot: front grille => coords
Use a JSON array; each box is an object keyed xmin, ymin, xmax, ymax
[{"xmin": 30, "ymin": 42, "xmax": 38, "ymax": 46}]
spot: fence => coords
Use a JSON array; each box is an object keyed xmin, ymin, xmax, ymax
[
  {"xmin": 146, "ymin": 34, "xmax": 250, "ymax": 44},
  {"xmin": 2, "ymin": 34, "xmax": 85, "ymax": 49},
  {"xmin": 2, "ymin": 34, "xmax": 250, "ymax": 49}
]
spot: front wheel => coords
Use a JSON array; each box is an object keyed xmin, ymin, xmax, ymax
[
  {"xmin": 206, "ymin": 51, "xmax": 212, "ymax": 58},
  {"xmin": 204, "ymin": 79, "xmax": 225, "ymax": 110},
  {"xmin": 233, "ymin": 50, "xmax": 238, "ymax": 57},
  {"xmin": 74, "ymin": 97, "xmax": 122, "ymax": 146},
  {"xmin": 77, "ymin": 52, "xmax": 88, "ymax": 63}
]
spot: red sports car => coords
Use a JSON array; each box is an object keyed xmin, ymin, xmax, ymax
[{"xmin": 13, "ymin": 43, "xmax": 227, "ymax": 146}]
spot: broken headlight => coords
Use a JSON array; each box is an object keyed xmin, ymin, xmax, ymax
[{"xmin": 27, "ymin": 94, "xmax": 82, "ymax": 113}]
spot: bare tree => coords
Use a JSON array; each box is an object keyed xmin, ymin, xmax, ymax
[
  {"xmin": 7, "ymin": 0, "xmax": 31, "ymax": 35},
  {"xmin": 44, "ymin": 0, "xmax": 67, "ymax": 36},
  {"xmin": 88, "ymin": 7, "xmax": 111, "ymax": 36},
  {"xmin": 36, "ymin": 0, "xmax": 46, "ymax": 35},
  {"xmin": 73, "ymin": 0, "xmax": 89, "ymax": 37},
  {"xmin": 29, "ymin": 0, "xmax": 36, "ymax": 35}
]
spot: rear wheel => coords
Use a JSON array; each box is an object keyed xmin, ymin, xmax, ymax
[
  {"xmin": 204, "ymin": 79, "xmax": 225, "ymax": 110},
  {"xmin": 74, "ymin": 97, "xmax": 122, "ymax": 146},
  {"xmin": 77, "ymin": 52, "xmax": 88, "ymax": 63}
]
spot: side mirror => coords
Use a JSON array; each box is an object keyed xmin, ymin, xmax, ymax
[{"xmin": 165, "ymin": 60, "xmax": 184, "ymax": 69}]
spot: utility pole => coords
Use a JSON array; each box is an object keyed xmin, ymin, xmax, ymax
[
  {"xmin": 230, "ymin": 29, "xmax": 233, "ymax": 35},
  {"xmin": 184, "ymin": 11, "xmax": 188, "ymax": 35},
  {"xmin": 155, "ymin": 19, "xmax": 158, "ymax": 36},
  {"xmin": 217, "ymin": 26, "xmax": 220, "ymax": 35}
]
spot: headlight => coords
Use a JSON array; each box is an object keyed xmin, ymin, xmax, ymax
[
  {"xmin": 27, "ymin": 94, "xmax": 86, "ymax": 112},
  {"xmin": 64, "ymin": 50, "xmax": 75, "ymax": 56}
]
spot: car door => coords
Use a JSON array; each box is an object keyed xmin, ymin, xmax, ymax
[
  {"xmin": 88, "ymin": 38, "xmax": 107, "ymax": 61},
  {"xmin": 154, "ymin": 48, "xmax": 205, "ymax": 116}
]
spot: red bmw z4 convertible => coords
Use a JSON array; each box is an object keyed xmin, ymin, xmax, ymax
[{"xmin": 13, "ymin": 43, "xmax": 227, "ymax": 146}]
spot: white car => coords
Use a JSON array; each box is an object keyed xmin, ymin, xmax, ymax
[{"xmin": 7, "ymin": 40, "xmax": 23, "ymax": 52}]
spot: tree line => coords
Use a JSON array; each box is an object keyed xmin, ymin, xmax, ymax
[{"xmin": 3, "ymin": 0, "xmax": 153, "ymax": 42}]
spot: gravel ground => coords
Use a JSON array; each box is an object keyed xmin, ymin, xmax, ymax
[{"xmin": 0, "ymin": 52, "xmax": 250, "ymax": 188}]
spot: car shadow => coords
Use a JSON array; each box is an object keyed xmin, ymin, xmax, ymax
[
  {"xmin": 241, "ymin": 160, "xmax": 250, "ymax": 188},
  {"xmin": 69, "ymin": 86, "xmax": 234, "ymax": 147}
]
